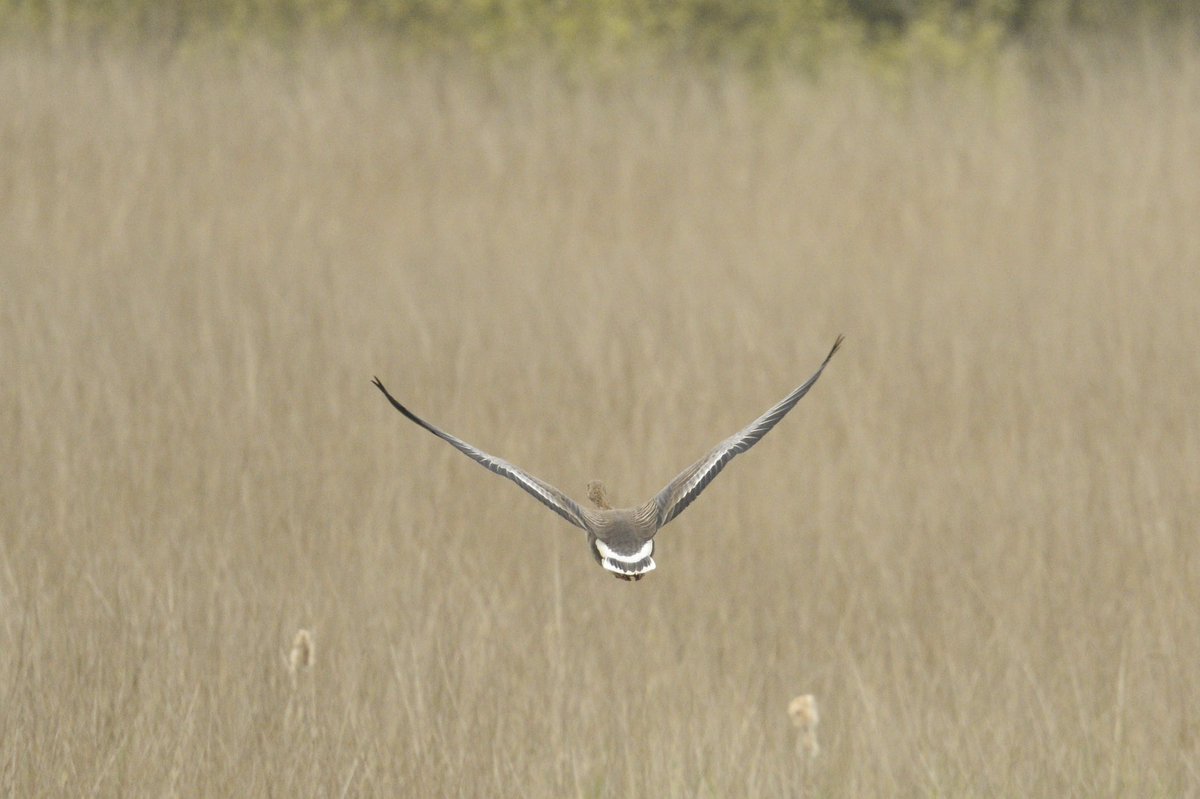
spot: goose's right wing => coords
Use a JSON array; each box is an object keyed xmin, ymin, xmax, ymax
[
  {"xmin": 650, "ymin": 335, "xmax": 843, "ymax": 529},
  {"xmin": 372, "ymin": 378, "xmax": 590, "ymax": 532}
]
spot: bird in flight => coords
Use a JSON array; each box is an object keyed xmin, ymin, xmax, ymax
[{"xmin": 373, "ymin": 336, "xmax": 842, "ymax": 581}]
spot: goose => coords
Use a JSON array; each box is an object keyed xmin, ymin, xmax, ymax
[{"xmin": 373, "ymin": 335, "xmax": 842, "ymax": 581}]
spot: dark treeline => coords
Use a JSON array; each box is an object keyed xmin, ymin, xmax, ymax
[{"xmin": 3, "ymin": 0, "xmax": 1197, "ymax": 65}]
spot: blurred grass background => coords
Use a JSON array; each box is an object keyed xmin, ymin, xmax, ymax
[{"xmin": 2, "ymin": 3, "xmax": 1200, "ymax": 796}]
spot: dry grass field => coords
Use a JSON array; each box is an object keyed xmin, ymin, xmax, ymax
[{"xmin": 2, "ymin": 31, "xmax": 1200, "ymax": 796}]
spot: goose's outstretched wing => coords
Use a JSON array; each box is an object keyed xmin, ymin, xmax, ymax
[
  {"xmin": 372, "ymin": 378, "xmax": 590, "ymax": 531},
  {"xmin": 649, "ymin": 336, "xmax": 843, "ymax": 529}
]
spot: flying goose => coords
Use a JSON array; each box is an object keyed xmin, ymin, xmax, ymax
[{"xmin": 373, "ymin": 335, "xmax": 842, "ymax": 581}]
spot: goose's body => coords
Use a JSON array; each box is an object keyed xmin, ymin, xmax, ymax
[{"xmin": 373, "ymin": 336, "xmax": 842, "ymax": 581}]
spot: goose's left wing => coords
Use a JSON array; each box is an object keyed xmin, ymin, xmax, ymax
[{"xmin": 372, "ymin": 378, "xmax": 590, "ymax": 532}]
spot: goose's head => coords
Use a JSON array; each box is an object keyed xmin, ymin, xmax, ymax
[{"xmin": 586, "ymin": 480, "xmax": 611, "ymax": 510}]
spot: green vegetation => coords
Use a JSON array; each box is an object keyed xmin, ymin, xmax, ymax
[{"xmin": 2, "ymin": 0, "xmax": 1197, "ymax": 71}]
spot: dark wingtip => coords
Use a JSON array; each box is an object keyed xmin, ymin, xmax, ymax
[
  {"xmin": 370, "ymin": 375, "xmax": 424, "ymax": 425},
  {"xmin": 371, "ymin": 375, "xmax": 399, "ymax": 406},
  {"xmin": 827, "ymin": 334, "xmax": 845, "ymax": 362}
]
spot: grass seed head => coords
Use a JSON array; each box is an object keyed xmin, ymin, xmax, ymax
[
  {"xmin": 788, "ymin": 694, "xmax": 818, "ymax": 729},
  {"xmin": 289, "ymin": 629, "xmax": 314, "ymax": 676},
  {"xmin": 788, "ymin": 694, "xmax": 820, "ymax": 758}
]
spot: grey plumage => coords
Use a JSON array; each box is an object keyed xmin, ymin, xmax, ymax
[{"xmin": 372, "ymin": 335, "xmax": 843, "ymax": 581}]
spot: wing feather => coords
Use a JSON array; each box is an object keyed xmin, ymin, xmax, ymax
[
  {"xmin": 372, "ymin": 378, "xmax": 589, "ymax": 531},
  {"xmin": 651, "ymin": 335, "xmax": 843, "ymax": 528}
]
